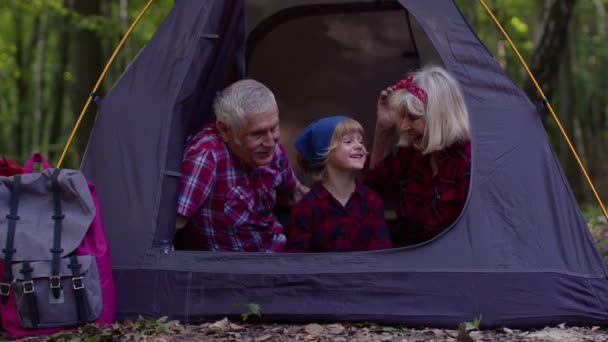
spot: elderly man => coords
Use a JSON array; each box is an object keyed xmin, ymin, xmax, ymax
[{"xmin": 175, "ymin": 79, "xmax": 306, "ymax": 252}]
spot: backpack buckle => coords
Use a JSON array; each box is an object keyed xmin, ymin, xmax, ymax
[
  {"xmin": 22, "ymin": 280, "xmax": 34, "ymax": 294},
  {"xmin": 72, "ymin": 277, "xmax": 84, "ymax": 290},
  {"xmin": 0, "ymin": 282, "xmax": 11, "ymax": 296},
  {"xmin": 49, "ymin": 276, "xmax": 61, "ymax": 289}
]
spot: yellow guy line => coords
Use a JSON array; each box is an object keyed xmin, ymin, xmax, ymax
[
  {"xmin": 57, "ymin": 0, "xmax": 155, "ymax": 167},
  {"xmin": 478, "ymin": 0, "xmax": 608, "ymax": 221}
]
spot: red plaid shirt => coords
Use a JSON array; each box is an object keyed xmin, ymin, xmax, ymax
[
  {"xmin": 364, "ymin": 141, "xmax": 471, "ymax": 245},
  {"xmin": 285, "ymin": 182, "xmax": 392, "ymax": 252},
  {"xmin": 177, "ymin": 123, "xmax": 297, "ymax": 252}
]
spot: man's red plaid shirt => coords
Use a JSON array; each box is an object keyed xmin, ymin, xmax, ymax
[
  {"xmin": 364, "ymin": 141, "xmax": 471, "ymax": 245},
  {"xmin": 177, "ymin": 123, "xmax": 297, "ymax": 252}
]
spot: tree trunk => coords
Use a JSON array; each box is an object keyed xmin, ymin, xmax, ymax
[
  {"xmin": 522, "ymin": 0, "xmax": 577, "ymax": 103},
  {"xmin": 31, "ymin": 0, "xmax": 50, "ymax": 153},
  {"xmin": 69, "ymin": 0, "xmax": 103, "ymax": 166},
  {"xmin": 47, "ymin": 0, "xmax": 74, "ymax": 162},
  {"xmin": 591, "ymin": 0, "xmax": 608, "ymax": 201},
  {"xmin": 11, "ymin": 0, "xmax": 42, "ymax": 159},
  {"xmin": 120, "ymin": 0, "xmax": 131, "ymax": 67},
  {"xmin": 12, "ymin": 0, "xmax": 26, "ymax": 158},
  {"xmin": 555, "ymin": 29, "xmax": 586, "ymax": 201}
]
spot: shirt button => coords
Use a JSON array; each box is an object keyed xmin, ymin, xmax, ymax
[{"xmin": 240, "ymin": 196, "xmax": 244, "ymax": 200}]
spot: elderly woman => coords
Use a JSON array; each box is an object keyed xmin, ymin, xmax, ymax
[{"xmin": 364, "ymin": 65, "xmax": 471, "ymax": 246}]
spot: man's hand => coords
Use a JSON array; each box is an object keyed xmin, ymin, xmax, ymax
[
  {"xmin": 175, "ymin": 214, "xmax": 189, "ymax": 231},
  {"xmin": 294, "ymin": 181, "xmax": 310, "ymax": 203},
  {"xmin": 277, "ymin": 181, "xmax": 310, "ymax": 208}
]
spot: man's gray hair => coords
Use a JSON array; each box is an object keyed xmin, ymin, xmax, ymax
[{"xmin": 213, "ymin": 79, "xmax": 277, "ymax": 133}]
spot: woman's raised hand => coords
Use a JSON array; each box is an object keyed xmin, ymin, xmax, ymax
[{"xmin": 376, "ymin": 86, "xmax": 396, "ymax": 131}]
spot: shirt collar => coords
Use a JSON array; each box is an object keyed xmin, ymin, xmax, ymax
[{"xmin": 311, "ymin": 181, "xmax": 365, "ymax": 200}]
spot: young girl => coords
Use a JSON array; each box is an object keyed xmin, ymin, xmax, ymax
[
  {"xmin": 285, "ymin": 116, "xmax": 392, "ymax": 252},
  {"xmin": 365, "ymin": 65, "xmax": 471, "ymax": 246}
]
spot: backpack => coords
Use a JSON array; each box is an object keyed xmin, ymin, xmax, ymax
[
  {"xmin": 0, "ymin": 157, "xmax": 23, "ymax": 177},
  {"xmin": 0, "ymin": 153, "xmax": 116, "ymax": 338}
]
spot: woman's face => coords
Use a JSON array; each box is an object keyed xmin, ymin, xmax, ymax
[{"xmin": 398, "ymin": 110, "xmax": 426, "ymax": 150}]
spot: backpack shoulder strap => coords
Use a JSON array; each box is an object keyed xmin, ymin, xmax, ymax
[
  {"xmin": 50, "ymin": 169, "xmax": 65, "ymax": 299},
  {"xmin": 1, "ymin": 175, "xmax": 21, "ymax": 304}
]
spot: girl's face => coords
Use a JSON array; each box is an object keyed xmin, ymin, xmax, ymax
[
  {"xmin": 327, "ymin": 131, "xmax": 367, "ymax": 171},
  {"xmin": 398, "ymin": 110, "xmax": 426, "ymax": 150}
]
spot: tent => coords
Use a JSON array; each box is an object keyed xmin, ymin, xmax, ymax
[{"xmin": 80, "ymin": 0, "xmax": 608, "ymax": 328}]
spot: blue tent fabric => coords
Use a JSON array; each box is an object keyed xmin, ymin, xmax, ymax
[{"xmin": 81, "ymin": 0, "xmax": 608, "ymax": 328}]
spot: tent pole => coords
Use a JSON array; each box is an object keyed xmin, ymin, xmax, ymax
[
  {"xmin": 56, "ymin": 0, "xmax": 156, "ymax": 168},
  {"xmin": 477, "ymin": 0, "xmax": 608, "ymax": 222}
]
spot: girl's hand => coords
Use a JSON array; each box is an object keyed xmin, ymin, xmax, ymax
[{"xmin": 376, "ymin": 86, "xmax": 397, "ymax": 131}]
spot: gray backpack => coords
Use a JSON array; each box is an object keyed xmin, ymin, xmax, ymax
[{"xmin": 0, "ymin": 168, "xmax": 102, "ymax": 331}]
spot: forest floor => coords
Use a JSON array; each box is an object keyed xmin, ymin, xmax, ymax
[{"xmin": 10, "ymin": 318, "xmax": 608, "ymax": 342}]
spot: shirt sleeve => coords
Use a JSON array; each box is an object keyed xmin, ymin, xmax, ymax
[
  {"xmin": 177, "ymin": 149, "xmax": 216, "ymax": 219},
  {"xmin": 459, "ymin": 143, "xmax": 472, "ymax": 204},
  {"xmin": 367, "ymin": 192, "xmax": 392, "ymax": 250},
  {"xmin": 285, "ymin": 201, "xmax": 313, "ymax": 252},
  {"xmin": 363, "ymin": 151, "xmax": 402, "ymax": 200}
]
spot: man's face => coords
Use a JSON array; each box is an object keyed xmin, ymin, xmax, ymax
[{"xmin": 222, "ymin": 104, "xmax": 280, "ymax": 168}]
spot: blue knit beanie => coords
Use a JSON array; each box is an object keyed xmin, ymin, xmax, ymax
[{"xmin": 294, "ymin": 115, "xmax": 349, "ymax": 166}]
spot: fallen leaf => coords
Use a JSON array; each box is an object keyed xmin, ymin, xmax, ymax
[
  {"xmin": 355, "ymin": 333, "xmax": 371, "ymax": 342},
  {"xmin": 431, "ymin": 328, "xmax": 445, "ymax": 337},
  {"xmin": 150, "ymin": 334, "xmax": 172, "ymax": 342},
  {"xmin": 444, "ymin": 329, "xmax": 458, "ymax": 338},
  {"xmin": 209, "ymin": 317, "xmax": 231, "ymax": 331},
  {"xmin": 326, "ymin": 323, "xmax": 345, "ymax": 335},
  {"xmin": 592, "ymin": 326, "xmax": 601, "ymax": 331},
  {"xmin": 470, "ymin": 331, "xmax": 483, "ymax": 339},
  {"xmin": 171, "ymin": 324, "xmax": 187, "ymax": 334},
  {"xmin": 376, "ymin": 326, "xmax": 399, "ymax": 333},
  {"xmin": 558, "ymin": 322, "xmax": 567, "ymax": 329},
  {"xmin": 230, "ymin": 323, "xmax": 245, "ymax": 331},
  {"xmin": 255, "ymin": 334, "xmax": 272, "ymax": 341},
  {"xmin": 528, "ymin": 329, "xmax": 582, "ymax": 341},
  {"xmin": 304, "ymin": 323, "xmax": 324, "ymax": 335}
]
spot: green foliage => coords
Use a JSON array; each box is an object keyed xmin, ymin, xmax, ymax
[
  {"xmin": 0, "ymin": 0, "xmax": 173, "ymax": 165},
  {"xmin": 133, "ymin": 315, "xmax": 172, "ymax": 334},
  {"xmin": 233, "ymin": 302, "xmax": 262, "ymax": 321},
  {"xmin": 44, "ymin": 316, "xmax": 173, "ymax": 341},
  {"xmin": 48, "ymin": 323, "xmax": 121, "ymax": 342},
  {"xmin": 463, "ymin": 315, "xmax": 482, "ymax": 332},
  {"xmin": 582, "ymin": 205, "xmax": 603, "ymax": 228}
]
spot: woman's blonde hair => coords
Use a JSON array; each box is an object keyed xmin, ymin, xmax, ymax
[
  {"xmin": 297, "ymin": 118, "xmax": 365, "ymax": 182},
  {"xmin": 388, "ymin": 65, "xmax": 469, "ymax": 154}
]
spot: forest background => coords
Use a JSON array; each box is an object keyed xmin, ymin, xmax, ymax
[{"xmin": 0, "ymin": 0, "xmax": 605, "ymax": 219}]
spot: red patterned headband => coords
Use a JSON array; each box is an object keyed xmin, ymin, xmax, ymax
[{"xmin": 394, "ymin": 74, "xmax": 428, "ymax": 105}]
